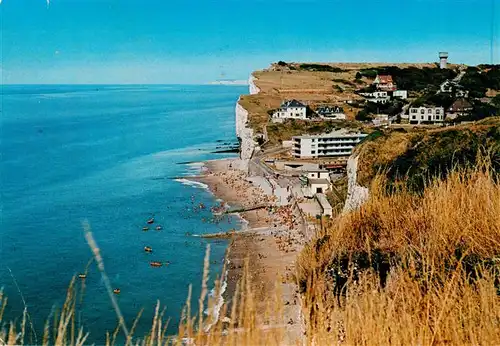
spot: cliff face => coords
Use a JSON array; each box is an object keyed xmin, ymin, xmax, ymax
[
  {"xmin": 235, "ymin": 74, "xmax": 259, "ymax": 166},
  {"xmin": 235, "ymin": 100, "xmax": 255, "ymax": 162},
  {"xmin": 248, "ymin": 74, "xmax": 260, "ymax": 95},
  {"xmin": 343, "ymin": 154, "xmax": 369, "ymax": 213}
]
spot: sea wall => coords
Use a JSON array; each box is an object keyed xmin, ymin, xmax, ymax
[{"xmin": 343, "ymin": 154, "xmax": 369, "ymax": 213}]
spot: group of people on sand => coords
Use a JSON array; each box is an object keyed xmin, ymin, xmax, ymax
[
  {"xmin": 205, "ymin": 161, "xmax": 305, "ymax": 256},
  {"xmin": 208, "ymin": 169, "xmax": 274, "ymax": 208}
]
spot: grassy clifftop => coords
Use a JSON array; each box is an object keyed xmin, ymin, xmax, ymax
[
  {"xmin": 355, "ymin": 117, "xmax": 500, "ymax": 190},
  {"xmin": 241, "ymin": 62, "xmax": 462, "ymax": 142}
]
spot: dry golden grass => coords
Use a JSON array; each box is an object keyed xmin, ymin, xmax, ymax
[
  {"xmin": 1, "ymin": 163, "xmax": 500, "ymax": 345},
  {"xmin": 298, "ymin": 163, "xmax": 500, "ymax": 344}
]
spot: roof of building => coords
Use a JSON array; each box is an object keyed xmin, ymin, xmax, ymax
[
  {"xmin": 375, "ymin": 75, "xmax": 394, "ymax": 84},
  {"xmin": 316, "ymin": 193, "xmax": 333, "ymax": 211},
  {"xmin": 307, "ymin": 169, "xmax": 329, "ymax": 173},
  {"xmin": 449, "ymin": 98, "xmax": 473, "ymax": 111},
  {"xmin": 316, "ymin": 106, "xmax": 344, "ymax": 114},
  {"xmin": 308, "ymin": 178, "xmax": 330, "ymax": 185},
  {"xmin": 281, "ymin": 99, "xmax": 306, "ymax": 108},
  {"xmin": 293, "ymin": 129, "xmax": 368, "ymax": 140},
  {"xmin": 410, "ymin": 105, "xmax": 445, "ymax": 109}
]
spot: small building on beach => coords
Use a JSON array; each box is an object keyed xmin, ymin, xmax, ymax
[{"xmin": 301, "ymin": 169, "xmax": 331, "ymax": 197}]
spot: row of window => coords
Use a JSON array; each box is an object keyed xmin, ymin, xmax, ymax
[
  {"xmin": 311, "ymin": 138, "xmax": 363, "ymax": 142},
  {"xmin": 310, "ymin": 149, "xmax": 352, "ymax": 154},
  {"xmin": 411, "ymin": 115, "xmax": 443, "ymax": 120},
  {"xmin": 278, "ymin": 112, "xmax": 305, "ymax": 117},
  {"xmin": 411, "ymin": 108, "xmax": 442, "ymax": 114}
]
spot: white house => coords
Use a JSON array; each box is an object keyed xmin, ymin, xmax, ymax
[
  {"xmin": 315, "ymin": 106, "xmax": 346, "ymax": 120},
  {"xmin": 407, "ymin": 106, "xmax": 445, "ymax": 124},
  {"xmin": 359, "ymin": 91, "xmax": 388, "ymax": 98},
  {"xmin": 366, "ymin": 96, "xmax": 390, "ymax": 104},
  {"xmin": 305, "ymin": 169, "xmax": 331, "ymax": 181},
  {"xmin": 292, "ymin": 129, "xmax": 368, "ymax": 159},
  {"xmin": 360, "ymin": 91, "xmax": 390, "ymax": 104},
  {"xmin": 372, "ymin": 114, "xmax": 389, "ymax": 126},
  {"xmin": 272, "ymin": 99, "xmax": 308, "ymax": 122},
  {"xmin": 301, "ymin": 170, "xmax": 331, "ymax": 197},
  {"xmin": 393, "ymin": 90, "xmax": 408, "ymax": 99}
]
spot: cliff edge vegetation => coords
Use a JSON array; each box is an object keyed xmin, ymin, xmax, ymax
[{"xmin": 355, "ymin": 116, "xmax": 500, "ymax": 190}]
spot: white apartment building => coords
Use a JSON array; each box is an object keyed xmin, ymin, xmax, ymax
[
  {"xmin": 292, "ymin": 129, "xmax": 368, "ymax": 159},
  {"xmin": 366, "ymin": 96, "xmax": 390, "ymax": 104},
  {"xmin": 393, "ymin": 90, "xmax": 408, "ymax": 99},
  {"xmin": 272, "ymin": 99, "xmax": 308, "ymax": 122},
  {"xmin": 407, "ymin": 106, "xmax": 445, "ymax": 124}
]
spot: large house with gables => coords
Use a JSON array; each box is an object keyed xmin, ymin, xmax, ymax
[
  {"xmin": 373, "ymin": 75, "xmax": 396, "ymax": 91},
  {"xmin": 272, "ymin": 99, "xmax": 308, "ymax": 122}
]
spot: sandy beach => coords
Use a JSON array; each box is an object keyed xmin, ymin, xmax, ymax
[{"xmin": 191, "ymin": 158, "xmax": 307, "ymax": 344}]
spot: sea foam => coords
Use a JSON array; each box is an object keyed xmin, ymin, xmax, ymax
[{"xmin": 174, "ymin": 178, "xmax": 209, "ymax": 190}]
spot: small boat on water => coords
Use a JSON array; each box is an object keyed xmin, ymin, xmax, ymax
[
  {"xmin": 144, "ymin": 246, "xmax": 153, "ymax": 253},
  {"xmin": 78, "ymin": 273, "xmax": 87, "ymax": 279},
  {"xmin": 150, "ymin": 261, "xmax": 162, "ymax": 267},
  {"xmin": 142, "ymin": 226, "xmax": 149, "ymax": 231},
  {"xmin": 113, "ymin": 288, "xmax": 121, "ymax": 295},
  {"xmin": 155, "ymin": 225, "xmax": 163, "ymax": 231},
  {"xmin": 147, "ymin": 218, "xmax": 155, "ymax": 224}
]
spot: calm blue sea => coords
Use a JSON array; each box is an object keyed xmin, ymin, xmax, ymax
[{"xmin": 0, "ymin": 84, "xmax": 246, "ymax": 343}]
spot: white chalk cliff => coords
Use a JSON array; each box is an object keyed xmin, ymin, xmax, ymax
[
  {"xmin": 343, "ymin": 154, "xmax": 369, "ymax": 213},
  {"xmin": 248, "ymin": 74, "xmax": 260, "ymax": 95},
  {"xmin": 235, "ymin": 74, "xmax": 259, "ymax": 166}
]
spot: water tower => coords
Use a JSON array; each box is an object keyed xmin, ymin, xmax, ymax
[{"xmin": 439, "ymin": 52, "xmax": 449, "ymax": 69}]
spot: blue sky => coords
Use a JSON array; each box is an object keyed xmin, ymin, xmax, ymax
[{"xmin": 1, "ymin": 0, "xmax": 498, "ymax": 84}]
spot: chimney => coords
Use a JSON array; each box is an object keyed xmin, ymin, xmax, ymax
[{"xmin": 439, "ymin": 52, "xmax": 449, "ymax": 69}]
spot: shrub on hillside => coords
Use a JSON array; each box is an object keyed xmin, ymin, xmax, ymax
[
  {"xmin": 356, "ymin": 122, "xmax": 500, "ymax": 191},
  {"xmin": 299, "ymin": 64, "xmax": 344, "ymax": 73},
  {"xmin": 361, "ymin": 66, "xmax": 457, "ymax": 91}
]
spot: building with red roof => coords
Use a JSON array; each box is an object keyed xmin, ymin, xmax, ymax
[{"xmin": 373, "ymin": 74, "xmax": 396, "ymax": 91}]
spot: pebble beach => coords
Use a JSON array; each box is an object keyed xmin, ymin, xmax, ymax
[{"xmin": 190, "ymin": 158, "xmax": 308, "ymax": 343}]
